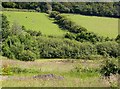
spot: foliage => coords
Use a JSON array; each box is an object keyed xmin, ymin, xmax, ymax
[
  {"xmin": 2, "ymin": 35, "xmax": 23, "ymax": 59},
  {"xmin": 37, "ymin": 37, "xmax": 97, "ymax": 59},
  {"xmin": 1, "ymin": 13, "xmax": 119, "ymax": 61},
  {"xmin": 49, "ymin": 11, "xmax": 60, "ymax": 18},
  {"xmin": 3, "ymin": 33, "xmax": 118, "ymax": 61},
  {"xmin": 1, "ymin": 17, "xmax": 38, "ymax": 61},
  {"xmin": 115, "ymin": 35, "xmax": 120, "ymax": 43},
  {"xmin": 96, "ymin": 41, "xmax": 119, "ymax": 58},
  {"xmin": 64, "ymin": 32, "xmax": 76, "ymax": 40},
  {"xmin": 52, "ymin": 13, "xmax": 87, "ymax": 33},
  {"xmin": 100, "ymin": 59, "xmax": 119, "ymax": 77},
  {"xmin": 52, "ymin": 2, "xmax": 70, "ymax": 13},
  {"xmin": 2, "ymin": 2, "xmax": 120, "ymax": 18},
  {"xmin": 50, "ymin": 11, "xmax": 112, "ymax": 43},
  {"xmin": 18, "ymin": 50, "xmax": 36, "ymax": 61},
  {"xmin": 23, "ymin": 29, "xmax": 42, "ymax": 36},
  {"xmin": 2, "ymin": 34, "xmax": 38, "ymax": 61},
  {"xmin": 1, "ymin": 14, "xmax": 10, "ymax": 39},
  {"xmin": 75, "ymin": 32, "xmax": 104, "ymax": 43},
  {"xmin": 2, "ymin": 31, "xmax": 98, "ymax": 60}
]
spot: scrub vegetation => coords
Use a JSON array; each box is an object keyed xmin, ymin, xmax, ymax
[{"xmin": 1, "ymin": 2, "xmax": 119, "ymax": 87}]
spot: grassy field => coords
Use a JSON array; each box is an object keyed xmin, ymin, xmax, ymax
[
  {"xmin": 1, "ymin": 56, "xmax": 118, "ymax": 87},
  {"xmin": 3, "ymin": 11, "xmax": 66, "ymax": 36},
  {"xmin": 3, "ymin": 11, "xmax": 118, "ymax": 38},
  {"xmin": 63, "ymin": 14, "xmax": 118, "ymax": 38}
]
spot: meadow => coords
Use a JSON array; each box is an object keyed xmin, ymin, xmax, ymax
[
  {"xmin": 1, "ymin": 56, "xmax": 118, "ymax": 87},
  {"xmin": 63, "ymin": 14, "xmax": 118, "ymax": 38},
  {"xmin": 3, "ymin": 11, "xmax": 118, "ymax": 38},
  {"xmin": 3, "ymin": 11, "xmax": 66, "ymax": 36}
]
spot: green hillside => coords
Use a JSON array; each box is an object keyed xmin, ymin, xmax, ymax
[
  {"xmin": 3, "ymin": 11, "xmax": 118, "ymax": 38},
  {"xmin": 63, "ymin": 14, "xmax": 118, "ymax": 38},
  {"xmin": 3, "ymin": 11, "xmax": 66, "ymax": 36}
]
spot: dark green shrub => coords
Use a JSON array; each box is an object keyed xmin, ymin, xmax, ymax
[
  {"xmin": 37, "ymin": 37, "xmax": 98, "ymax": 59},
  {"xmin": 26, "ymin": 30, "xmax": 42, "ymax": 36},
  {"xmin": 49, "ymin": 11, "xmax": 60, "ymax": 18},
  {"xmin": 1, "ymin": 14, "xmax": 10, "ymax": 39},
  {"xmin": 96, "ymin": 41, "xmax": 119, "ymax": 57},
  {"xmin": 79, "ymin": 42, "xmax": 97, "ymax": 58},
  {"xmin": 65, "ymin": 32, "xmax": 76, "ymax": 40},
  {"xmin": 100, "ymin": 59, "xmax": 119, "ymax": 77},
  {"xmin": 54, "ymin": 14, "xmax": 63, "ymax": 20},
  {"xmin": 50, "ymin": 12, "xmax": 87, "ymax": 34},
  {"xmin": 18, "ymin": 50, "xmax": 36, "ymax": 61},
  {"xmin": 2, "ymin": 45, "xmax": 15, "ymax": 59},
  {"xmin": 36, "ymin": 7, "xmax": 41, "ymax": 12},
  {"xmin": 115, "ymin": 34, "xmax": 120, "ymax": 43},
  {"xmin": 2, "ymin": 35, "xmax": 24, "ymax": 59}
]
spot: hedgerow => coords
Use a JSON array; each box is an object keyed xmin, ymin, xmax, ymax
[
  {"xmin": 1, "ymin": 14, "xmax": 119, "ymax": 61},
  {"xmin": 49, "ymin": 11, "xmax": 112, "ymax": 43}
]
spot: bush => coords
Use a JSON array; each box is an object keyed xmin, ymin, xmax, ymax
[
  {"xmin": 65, "ymin": 32, "xmax": 76, "ymax": 40},
  {"xmin": 49, "ymin": 11, "xmax": 110, "ymax": 43},
  {"xmin": 50, "ymin": 12, "xmax": 87, "ymax": 34},
  {"xmin": 49, "ymin": 11, "xmax": 60, "ymax": 18},
  {"xmin": 96, "ymin": 41, "xmax": 119, "ymax": 57},
  {"xmin": 79, "ymin": 42, "xmax": 97, "ymax": 58},
  {"xmin": 2, "ymin": 14, "xmax": 10, "ymax": 39},
  {"xmin": 115, "ymin": 34, "xmax": 120, "ymax": 43},
  {"xmin": 2, "ymin": 45, "xmax": 15, "ymax": 59},
  {"xmin": 100, "ymin": 59, "xmax": 119, "ymax": 77},
  {"xmin": 37, "ymin": 37, "xmax": 97, "ymax": 59},
  {"xmin": 18, "ymin": 50, "xmax": 36, "ymax": 61},
  {"xmin": 2, "ymin": 35, "xmax": 24, "ymax": 59},
  {"xmin": 26, "ymin": 30, "xmax": 42, "ymax": 36}
]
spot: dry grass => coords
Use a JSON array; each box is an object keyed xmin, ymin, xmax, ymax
[
  {"xmin": 0, "ymin": 56, "xmax": 118, "ymax": 87},
  {"xmin": 2, "ymin": 76, "xmax": 112, "ymax": 87},
  {"xmin": 1, "ymin": 57, "xmax": 102, "ymax": 72}
]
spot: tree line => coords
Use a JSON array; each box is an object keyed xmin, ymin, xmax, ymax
[{"xmin": 2, "ymin": 2, "xmax": 120, "ymax": 18}]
